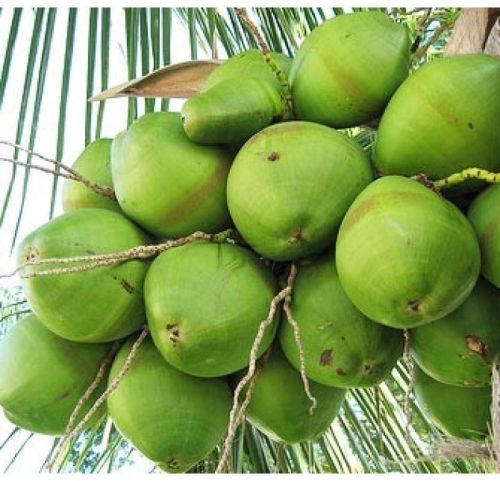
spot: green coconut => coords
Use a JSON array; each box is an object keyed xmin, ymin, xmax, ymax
[
  {"xmin": 243, "ymin": 345, "xmax": 345, "ymax": 444},
  {"xmin": 375, "ymin": 55, "xmax": 500, "ymax": 180},
  {"xmin": 62, "ymin": 138, "xmax": 120, "ymax": 213},
  {"xmin": 182, "ymin": 50, "xmax": 292, "ymax": 145},
  {"xmin": 289, "ymin": 11, "xmax": 410, "ymax": 128},
  {"xmin": 201, "ymin": 49, "xmax": 292, "ymax": 92},
  {"xmin": 145, "ymin": 241, "xmax": 278, "ymax": 377},
  {"xmin": 18, "ymin": 208, "xmax": 149, "ymax": 342},
  {"xmin": 111, "ymin": 112, "xmax": 232, "ymax": 238},
  {"xmin": 107, "ymin": 337, "xmax": 231, "ymax": 473},
  {"xmin": 182, "ymin": 77, "xmax": 284, "ymax": 145},
  {"xmin": 279, "ymin": 256, "xmax": 403, "ymax": 388},
  {"xmin": 227, "ymin": 121, "xmax": 373, "ymax": 261},
  {"xmin": 412, "ymin": 278, "xmax": 500, "ymax": 387},
  {"xmin": 336, "ymin": 176, "xmax": 481, "ymax": 329},
  {"xmin": 468, "ymin": 185, "xmax": 500, "ymax": 288},
  {"xmin": 414, "ymin": 366, "xmax": 491, "ymax": 441},
  {"xmin": 0, "ymin": 314, "xmax": 109, "ymax": 435}
]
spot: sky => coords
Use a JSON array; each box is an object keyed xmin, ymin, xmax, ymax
[{"xmin": 0, "ymin": 8, "xmax": 208, "ymax": 473}]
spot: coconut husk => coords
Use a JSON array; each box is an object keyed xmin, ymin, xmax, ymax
[{"xmin": 89, "ymin": 60, "xmax": 223, "ymax": 101}]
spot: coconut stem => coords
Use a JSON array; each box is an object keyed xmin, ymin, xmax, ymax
[
  {"xmin": 0, "ymin": 140, "xmax": 116, "ymax": 201},
  {"xmin": 66, "ymin": 343, "xmax": 119, "ymax": 434},
  {"xmin": 403, "ymin": 329, "xmax": 415, "ymax": 445},
  {"xmin": 47, "ymin": 328, "xmax": 148, "ymax": 473},
  {"xmin": 0, "ymin": 157, "xmax": 77, "ymax": 182},
  {"xmin": 215, "ymin": 266, "xmax": 297, "ymax": 473},
  {"xmin": 3, "ymin": 229, "xmax": 236, "ymax": 279},
  {"xmin": 283, "ymin": 264, "xmax": 317, "ymax": 415},
  {"xmin": 234, "ymin": 8, "xmax": 293, "ymax": 115},
  {"xmin": 434, "ymin": 168, "xmax": 500, "ymax": 190},
  {"xmin": 218, "ymin": 372, "xmax": 261, "ymax": 473}
]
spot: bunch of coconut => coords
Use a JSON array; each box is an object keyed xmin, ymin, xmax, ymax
[{"xmin": 1, "ymin": 10, "xmax": 500, "ymax": 472}]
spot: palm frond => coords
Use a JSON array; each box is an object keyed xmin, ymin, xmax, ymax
[
  {"xmin": 1, "ymin": 8, "xmax": 45, "ymax": 231},
  {"xmin": 50, "ymin": 8, "xmax": 77, "ymax": 219},
  {"xmin": 0, "ymin": 8, "xmax": 22, "ymax": 108},
  {"xmin": 95, "ymin": 8, "xmax": 110, "ymax": 139},
  {"xmin": 10, "ymin": 8, "xmax": 57, "ymax": 250}
]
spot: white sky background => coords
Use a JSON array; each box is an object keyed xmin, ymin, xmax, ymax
[{"xmin": 0, "ymin": 7, "xmax": 216, "ymax": 473}]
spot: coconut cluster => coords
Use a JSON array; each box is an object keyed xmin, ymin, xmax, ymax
[{"xmin": 1, "ymin": 10, "xmax": 500, "ymax": 472}]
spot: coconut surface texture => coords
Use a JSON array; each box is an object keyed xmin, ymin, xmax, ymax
[
  {"xmin": 18, "ymin": 208, "xmax": 150, "ymax": 342},
  {"xmin": 145, "ymin": 241, "xmax": 278, "ymax": 377},
  {"xmin": 280, "ymin": 256, "xmax": 403, "ymax": 388},
  {"xmin": 244, "ymin": 346, "xmax": 346, "ymax": 444},
  {"xmin": 227, "ymin": 121, "xmax": 373, "ymax": 261},
  {"xmin": 111, "ymin": 112, "xmax": 232, "ymax": 238},
  {"xmin": 336, "ymin": 176, "xmax": 481, "ymax": 329},
  {"xmin": 375, "ymin": 54, "xmax": 500, "ymax": 180},
  {"xmin": 62, "ymin": 138, "xmax": 120, "ymax": 213},
  {"xmin": 182, "ymin": 50, "xmax": 291, "ymax": 144},
  {"xmin": 182, "ymin": 77, "xmax": 284, "ymax": 145},
  {"xmin": 468, "ymin": 184, "xmax": 500, "ymax": 288},
  {"xmin": 108, "ymin": 338, "xmax": 232, "ymax": 473},
  {"xmin": 412, "ymin": 278, "xmax": 500, "ymax": 387},
  {"xmin": 0, "ymin": 314, "xmax": 109, "ymax": 435},
  {"xmin": 201, "ymin": 49, "xmax": 292, "ymax": 92},
  {"xmin": 414, "ymin": 367, "xmax": 491, "ymax": 441},
  {"xmin": 290, "ymin": 11, "xmax": 410, "ymax": 128}
]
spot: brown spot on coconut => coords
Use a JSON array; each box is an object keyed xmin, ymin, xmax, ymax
[
  {"xmin": 319, "ymin": 349, "xmax": 333, "ymax": 366},
  {"xmin": 279, "ymin": 255, "xmax": 403, "ymax": 389},
  {"xmin": 412, "ymin": 278, "xmax": 500, "ymax": 387},
  {"xmin": 145, "ymin": 241, "xmax": 278, "ymax": 377},
  {"xmin": 17, "ymin": 208, "xmax": 150, "ymax": 343}
]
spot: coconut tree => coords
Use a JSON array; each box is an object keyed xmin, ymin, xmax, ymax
[{"xmin": 0, "ymin": 6, "xmax": 498, "ymax": 474}]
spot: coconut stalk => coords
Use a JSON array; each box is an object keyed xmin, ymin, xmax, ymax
[
  {"xmin": 2, "ymin": 229, "xmax": 236, "ymax": 280},
  {"xmin": 216, "ymin": 266, "xmax": 298, "ymax": 473},
  {"xmin": 48, "ymin": 328, "xmax": 149, "ymax": 472},
  {"xmin": 0, "ymin": 140, "xmax": 116, "ymax": 201}
]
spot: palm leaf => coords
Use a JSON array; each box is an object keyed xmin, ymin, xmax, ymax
[
  {"xmin": 51, "ymin": 8, "xmax": 77, "ymax": 218},
  {"xmin": 95, "ymin": 8, "xmax": 110, "ymax": 139},
  {"xmin": 1, "ymin": 8, "xmax": 45, "ymax": 231},
  {"xmin": 0, "ymin": 8, "xmax": 22, "ymax": 108},
  {"xmin": 85, "ymin": 9, "xmax": 98, "ymax": 145}
]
